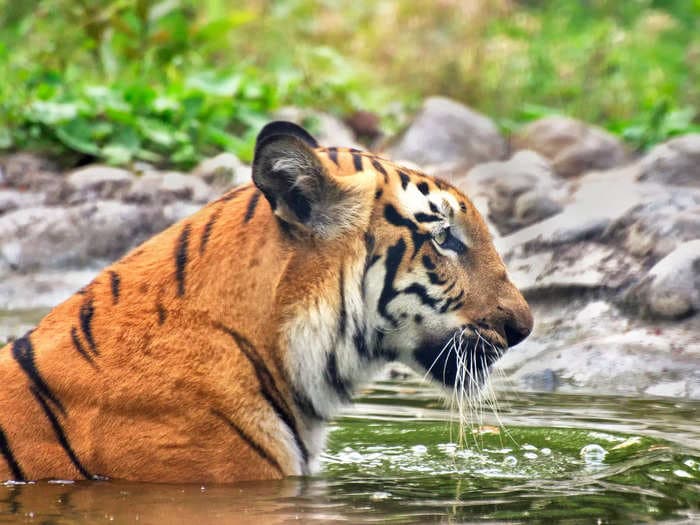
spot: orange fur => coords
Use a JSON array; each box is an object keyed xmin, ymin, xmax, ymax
[{"xmin": 0, "ymin": 123, "xmax": 531, "ymax": 483}]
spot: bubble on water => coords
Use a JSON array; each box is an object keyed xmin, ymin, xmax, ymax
[
  {"xmin": 540, "ymin": 448, "xmax": 552, "ymax": 456},
  {"xmin": 580, "ymin": 444, "xmax": 608, "ymax": 465},
  {"xmin": 673, "ymin": 469, "xmax": 693, "ymax": 479},
  {"xmin": 521, "ymin": 444, "xmax": 538, "ymax": 451},
  {"xmin": 684, "ymin": 459, "xmax": 697, "ymax": 470},
  {"xmin": 523, "ymin": 452, "xmax": 538, "ymax": 460},
  {"xmin": 503, "ymin": 455, "xmax": 518, "ymax": 467},
  {"xmin": 370, "ymin": 491, "xmax": 392, "ymax": 501},
  {"xmin": 437, "ymin": 443, "xmax": 458, "ymax": 456},
  {"xmin": 411, "ymin": 445, "xmax": 428, "ymax": 455},
  {"xmin": 342, "ymin": 446, "xmax": 354, "ymax": 453},
  {"xmin": 347, "ymin": 451, "xmax": 364, "ymax": 462}
]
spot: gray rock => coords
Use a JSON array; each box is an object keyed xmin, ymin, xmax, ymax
[
  {"xmin": 459, "ymin": 150, "xmax": 567, "ymax": 234},
  {"xmin": 193, "ymin": 153, "xmax": 246, "ymax": 191},
  {"xmin": 0, "ymin": 153, "xmax": 68, "ymax": 204},
  {"xmin": 273, "ymin": 107, "xmax": 358, "ymax": 148},
  {"xmin": 637, "ymin": 134, "xmax": 700, "ymax": 187},
  {"xmin": 0, "ymin": 201, "xmax": 171, "ymax": 273},
  {"xmin": 66, "ymin": 165, "xmax": 135, "ymax": 201},
  {"xmin": 512, "ymin": 116, "xmax": 630, "ymax": 177},
  {"xmin": 387, "ymin": 97, "xmax": 506, "ymax": 174},
  {"xmin": 603, "ymin": 188, "xmax": 700, "ymax": 261},
  {"xmin": 625, "ymin": 240, "xmax": 700, "ymax": 319},
  {"xmin": 0, "ymin": 153, "xmax": 58, "ymax": 187},
  {"xmin": 126, "ymin": 171, "xmax": 214, "ymax": 204},
  {"xmin": 0, "ymin": 190, "xmax": 44, "ymax": 215}
]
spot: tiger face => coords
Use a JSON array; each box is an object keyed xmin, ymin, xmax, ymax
[{"xmin": 253, "ymin": 122, "xmax": 532, "ymax": 421}]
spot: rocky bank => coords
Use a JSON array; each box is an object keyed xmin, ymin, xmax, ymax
[{"xmin": 1, "ymin": 99, "xmax": 699, "ymax": 399}]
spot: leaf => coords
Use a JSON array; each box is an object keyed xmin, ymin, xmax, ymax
[
  {"xmin": 186, "ymin": 72, "xmax": 241, "ymax": 97},
  {"xmin": 54, "ymin": 120, "xmax": 100, "ymax": 155}
]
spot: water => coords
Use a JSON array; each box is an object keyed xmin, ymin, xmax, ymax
[{"xmin": 2, "ymin": 380, "xmax": 699, "ymax": 524}]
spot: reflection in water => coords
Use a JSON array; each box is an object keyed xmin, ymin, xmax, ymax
[{"xmin": 2, "ymin": 384, "xmax": 699, "ymax": 523}]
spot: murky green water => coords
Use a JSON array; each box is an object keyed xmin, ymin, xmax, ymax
[{"xmin": 2, "ymin": 379, "xmax": 699, "ymax": 524}]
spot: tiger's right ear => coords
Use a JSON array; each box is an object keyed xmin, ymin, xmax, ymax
[{"xmin": 252, "ymin": 121, "xmax": 364, "ymax": 237}]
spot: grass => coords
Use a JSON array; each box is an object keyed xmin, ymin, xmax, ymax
[{"xmin": 0, "ymin": 0, "xmax": 698, "ymax": 169}]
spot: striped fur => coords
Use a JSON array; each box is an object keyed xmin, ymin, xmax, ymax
[{"xmin": 0, "ymin": 121, "xmax": 531, "ymax": 483}]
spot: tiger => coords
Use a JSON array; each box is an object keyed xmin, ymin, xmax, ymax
[{"xmin": 0, "ymin": 121, "xmax": 532, "ymax": 483}]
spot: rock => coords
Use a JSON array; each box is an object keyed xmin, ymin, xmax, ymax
[
  {"xmin": 0, "ymin": 269, "xmax": 98, "ymax": 312},
  {"xmin": 387, "ymin": 97, "xmax": 506, "ymax": 175},
  {"xmin": 603, "ymin": 187, "xmax": 700, "ymax": 261},
  {"xmin": 624, "ymin": 240, "xmax": 700, "ymax": 319},
  {"xmin": 0, "ymin": 190, "xmax": 44, "ymax": 215},
  {"xmin": 644, "ymin": 380, "xmax": 688, "ymax": 398},
  {"xmin": 344, "ymin": 110, "xmax": 382, "ymax": 143},
  {"xmin": 0, "ymin": 153, "xmax": 68, "ymax": 204},
  {"xmin": 0, "ymin": 153, "xmax": 58, "ymax": 187},
  {"xmin": 273, "ymin": 107, "xmax": 358, "ymax": 148},
  {"xmin": 126, "ymin": 171, "xmax": 214, "ymax": 204},
  {"xmin": 505, "ymin": 242, "xmax": 642, "ymax": 294},
  {"xmin": 459, "ymin": 150, "xmax": 567, "ymax": 234},
  {"xmin": 512, "ymin": 116, "xmax": 630, "ymax": 177},
  {"xmin": 0, "ymin": 201, "xmax": 171, "ymax": 273},
  {"xmin": 637, "ymin": 134, "xmax": 700, "ymax": 187},
  {"xmin": 66, "ymin": 165, "xmax": 135, "ymax": 201},
  {"xmin": 193, "ymin": 153, "xmax": 246, "ymax": 191},
  {"xmin": 163, "ymin": 201, "xmax": 204, "ymax": 223}
]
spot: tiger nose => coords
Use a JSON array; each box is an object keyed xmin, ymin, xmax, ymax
[{"xmin": 502, "ymin": 301, "xmax": 533, "ymax": 348}]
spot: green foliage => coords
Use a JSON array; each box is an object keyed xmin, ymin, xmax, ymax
[{"xmin": 0, "ymin": 0, "xmax": 698, "ymax": 168}]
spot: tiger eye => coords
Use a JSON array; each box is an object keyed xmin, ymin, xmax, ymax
[{"xmin": 433, "ymin": 228, "xmax": 448, "ymax": 246}]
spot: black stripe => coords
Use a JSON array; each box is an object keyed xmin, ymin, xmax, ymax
[
  {"xmin": 352, "ymin": 325, "xmax": 371, "ymax": 358},
  {"xmin": 422, "ymin": 255, "xmax": 436, "ymax": 270},
  {"xmin": 417, "ymin": 182, "xmax": 430, "ymax": 195},
  {"xmin": 216, "ymin": 325, "xmax": 309, "ymax": 465},
  {"xmin": 398, "ymin": 170, "xmax": 410, "ymax": 189},
  {"xmin": 79, "ymin": 298, "xmax": 97, "ymax": 354},
  {"xmin": 0, "ymin": 424, "xmax": 25, "ymax": 481},
  {"xmin": 370, "ymin": 158, "xmax": 387, "ymax": 178},
  {"xmin": 351, "ymin": 152, "xmax": 363, "ymax": 172},
  {"xmin": 12, "ymin": 334, "xmax": 65, "ymax": 415},
  {"xmin": 403, "ymin": 283, "xmax": 440, "ymax": 309},
  {"xmin": 429, "ymin": 201, "xmax": 440, "ymax": 213},
  {"xmin": 414, "ymin": 212, "xmax": 442, "ymax": 223},
  {"xmin": 326, "ymin": 147, "xmax": 339, "ymax": 166},
  {"xmin": 325, "ymin": 352, "xmax": 352, "ymax": 401},
  {"xmin": 211, "ymin": 409, "xmax": 284, "ymax": 476},
  {"xmin": 30, "ymin": 387, "xmax": 93, "ymax": 479},
  {"xmin": 377, "ymin": 238, "xmax": 406, "ymax": 326},
  {"xmin": 427, "ymin": 271, "xmax": 448, "ymax": 285},
  {"xmin": 156, "ymin": 303, "xmax": 167, "ymax": 325},
  {"xmin": 244, "ymin": 190, "xmax": 261, "ymax": 223},
  {"xmin": 384, "ymin": 204, "xmax": 429, "ymax": 257},
  {"xmin": 70, "ymin": 327, "xmax": 96, "ymax": 367},
  {"xmin": 175, "ymin": 224, "xmax": 191, "ymax": 297},
  {"xmin": 293, "ymin": 391, "xmax": 325, "ymax": 422},
  {"xmin": 338, "ymin": 266, "xmax": 347, "ymax": 337},
  {"xmin": 109, "ymin": 272, "xmax": 120, "ymax": 304},
  {"xmin": 200, "ymin": 208, "xmax": 222, "ymax": 254}
]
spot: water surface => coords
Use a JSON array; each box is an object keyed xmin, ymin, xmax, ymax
[{"xmin": 2, "ymin": 380, "xmax": 699, "ymax": 523}]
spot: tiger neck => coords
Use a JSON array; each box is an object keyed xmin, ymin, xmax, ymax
[{"xmin": 282, "ymin": 250, "xmax": 387, "ymax": 468}]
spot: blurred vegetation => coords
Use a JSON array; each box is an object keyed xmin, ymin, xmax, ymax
[{"xmin": 0, "ymin": 0, "xmax": 698, "ymax": 168}]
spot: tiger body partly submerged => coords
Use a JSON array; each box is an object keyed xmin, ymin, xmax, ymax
[{"xmin": 0, "ymin": 122, "xmax": 532, "ymax": 483}]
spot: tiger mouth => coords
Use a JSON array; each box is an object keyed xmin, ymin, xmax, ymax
[{"xmin": 413, "ymin": 330, "xmax": 504, "ymax": 388}]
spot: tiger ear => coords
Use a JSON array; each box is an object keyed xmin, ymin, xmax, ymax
[{"xmin": 252, "ymin": 121, "xmax": 362, "ymax": 237}]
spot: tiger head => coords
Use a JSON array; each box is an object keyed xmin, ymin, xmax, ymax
[{"xmin": 252, "ymin": 122, "xmax": 533, "ymax": 418}]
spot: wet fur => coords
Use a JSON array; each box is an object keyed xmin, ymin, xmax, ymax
[{"xmin": 0, "ymin": 123, "xmax": 532, "ymax": 483}]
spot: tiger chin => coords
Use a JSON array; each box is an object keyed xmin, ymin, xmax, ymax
[{"xmin": 0, "ymin": 121, "xmax": 532, "ymax": 483}]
